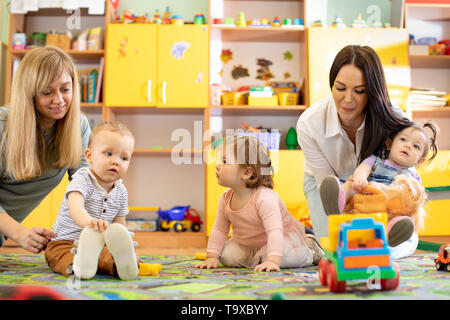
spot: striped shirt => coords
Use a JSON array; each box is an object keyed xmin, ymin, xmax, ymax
[{"xmin": 51, "ymin": 167, "xmax": 129, "ymax": 241}]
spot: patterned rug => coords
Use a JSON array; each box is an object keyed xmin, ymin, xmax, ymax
[{"xmin": 0, "ymin": 253, "xmax": 449, "ymax": 300}]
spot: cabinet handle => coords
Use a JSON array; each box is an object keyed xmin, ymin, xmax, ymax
[
  {"xmin": 147, "ymin": 80, "xmax": 152, "ymax": 103},
  {"xmin": 162, "ymin": 81, "xmax": 167, "ymax": 104}
]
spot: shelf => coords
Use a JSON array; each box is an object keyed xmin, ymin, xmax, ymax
[
  {"xmin": 210, "ymin": 104, "xmax": 306, "ymax": 116},
  {"xmin": 412, "ymin": 107, "xmax": 450, "ymax": 117},
  {"xmin": 409, "ymin": 55, "xmax": 450, "ymax": 68},
  {"xmin": 406, "ymin": 4, "xmax": 450, "ymax": 22},
  {"xmin": 10, "ymin": 49, "xmax": 104, "ymax": 60},
  {"xmin": 133, "ymin": 148, "xmax": 204, "ymax": 155},
  {"xmin": 81, "ymin": 102, "xmax": 103, "ymax": 107},
  {"xmin": 106, "ymin": 106, "xmax": 206, "ymax": 115},
  {"xmin": 211, "ymin": 25, "xmax": 305, "ymax": 42}
]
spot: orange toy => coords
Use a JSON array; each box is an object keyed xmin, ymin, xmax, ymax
[{"xmin": 345, "ymin": 174, "xmax": 427, "ymax": 231}]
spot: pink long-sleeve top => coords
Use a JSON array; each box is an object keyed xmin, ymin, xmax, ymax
[{"xmin": 207, "ymin": 186, "xmax": 303, "ymax": 258}]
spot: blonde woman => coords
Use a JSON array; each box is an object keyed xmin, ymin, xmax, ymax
[{"xmin": 0, "ymin": 46, "xmax": 91, "ymax": 253}]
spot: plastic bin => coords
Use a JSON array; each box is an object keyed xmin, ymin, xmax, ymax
[
  {"xmin": 278, "ymin": 92, "xmax": 299, "ymax": 105},
  {"xmin": 240, "ymin": 131, "xmax": 282, "ymax": 150},
  {"xmin": 221, "ymin": 92, "xmax": 248, "ymax": 105}
]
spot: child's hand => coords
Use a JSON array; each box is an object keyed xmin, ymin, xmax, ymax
[
  {"xmin": 88, "ymin": 218, "xmax": 108, "ymax": 232},
  {"xmin": 194, "ymin": 257, "xmax": 219, "ymax": 269},
  {"xmin": 254, "ymin": 260, "xmax": 280, "ymax": 272},
  {"xmin": 352, "ymin": 178, "xmax": 368, "ymax": 193}
]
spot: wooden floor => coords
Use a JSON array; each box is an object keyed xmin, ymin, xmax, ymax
[{"xmin": 0, "ymin": 236, "xmax": 448, "ymax": 256}]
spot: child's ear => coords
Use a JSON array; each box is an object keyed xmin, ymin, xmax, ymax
[
  {"xmin": 416, "ymin": 156, "xmax": 426, "ymax": 167},
  {"xmin": 240, "ymin": 166, "xmax": 254, "ymax": 180},
  {"xmin": 385, "ymin": 138, "xmax": 392, "ymax": 150},
  {"xmin": 84, "ymin": 148, "xmax": 92, "ymax": 164}
]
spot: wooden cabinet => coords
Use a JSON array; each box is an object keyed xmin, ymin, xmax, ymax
[
  {"xmin": 105, "ymin": 24, "xmax": 209, "ymax": 108},
  {"xmin": 105, "ymin": 24, "xmax": 157, "ymax": 107},
  {"xmin": 405, "ymin": 2, "xmax": 450, "ymax": 150}
]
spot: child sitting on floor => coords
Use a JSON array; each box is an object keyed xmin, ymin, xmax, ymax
[
  {"xmin": 319, "ymin": 121, "xmax": 438, "ymax": 258},
  {"xmin": 195, "ymin": 135, "xmax": 323, "ymax": 272},
  {"xmin": 45, "ymin": 121, "xmax": 160, "ymax": 280}
]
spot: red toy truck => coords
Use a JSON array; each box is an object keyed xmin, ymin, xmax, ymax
[{"xmin": 435, "ymin": 243, "xmax": 450, "ymax": 272}]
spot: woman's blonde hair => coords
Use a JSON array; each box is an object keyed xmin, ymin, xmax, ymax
[
  {"xmin": 220, "ymin": 135, "xmax": 274, "ymax": 189},
  {"xmin": 0, "ymin": 46, "xmax": 81, "ymax": 180}
]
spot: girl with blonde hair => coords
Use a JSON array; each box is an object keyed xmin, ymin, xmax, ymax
[
  {"xmin": 195, "ymin": 135, "xmax": 323, "ymax": 272},
  {"xmin": 0, "ymin": 46, "xmax": 91, "ymax": 253}
]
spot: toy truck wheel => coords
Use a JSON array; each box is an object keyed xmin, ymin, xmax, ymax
[
  {"xmin": 435, "ymin": 262, "xmax": 443, "ymax": 271},
  {"xmin": 327, "ymin": 263, "xmax": 346, "ymax": 293},
  {"xmin": 447, "ymin": 264, "xmax": 450, "ymax": 272},
  {"xmin": 318, "ymin": 260, "xmax": 330, "ymax": 286},
  {"xmin": 191, "ymin": 222, "xmax": 201, "ymax": 232},
  {"xmin": 173, "ymin": 222, "xmax": 184, "ymax": 232},
  {"xmin": 380, "ymin": 262, "xmax": 400, "ymax": 291}
]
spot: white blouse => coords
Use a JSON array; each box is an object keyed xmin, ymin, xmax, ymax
[{"xmin": 296, "ymin": 96, "xmax": 365, "ymax": 185}]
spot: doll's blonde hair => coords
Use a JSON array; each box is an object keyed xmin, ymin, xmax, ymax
[
  {"xmin": 386, "ymin": 174, "xmax": 428, "ymax": 231},
  {"xmin": 0, "ymin": 46, "xmax": 81, "ymax": 180},
  {"xmin": 220, "ymin": 135, "xmax": 274, "ymax": 189}
]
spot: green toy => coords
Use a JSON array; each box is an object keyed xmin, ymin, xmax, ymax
[{"xmin": 285, "ymin": 127, "xmax": 298, "ymax": 150}]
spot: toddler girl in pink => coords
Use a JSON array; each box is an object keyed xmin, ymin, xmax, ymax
[{"xmin": 195, "ymin": 135, "xmax": 322, "ymax": 272}]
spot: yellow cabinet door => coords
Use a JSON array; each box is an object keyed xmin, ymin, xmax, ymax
[
  {"xmin": 157, "ymin": 25, "xmax": 209, "ymax": 108},
  {"xmin": 105, "ymin": 24, "xmax": 157, "ymax": 107}
]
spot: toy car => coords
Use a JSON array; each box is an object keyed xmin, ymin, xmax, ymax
[
  {"xmin": 434, "ymin": 243, "xmax": 450, "ymax": 271},
  {"xmin": 157, "ymin": 205, "xmax": 203, "ymax": 232},
  {"xmin": 318, "ymin": 213, "xmax": 400, "ymax": 293}
]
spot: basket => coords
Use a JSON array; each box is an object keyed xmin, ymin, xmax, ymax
[
  {"xmin": 278, "ymin": 92, "xmax": 299, "ymax": 106},
  {"xmin": 240, "ymin": 131, "xmax": 282, "ymax": 150},
  {"xmin": 46, "ymin": 34, "xmax": 71, "ymax": 51},
  {"xmin": 221, "ymin": 92, "xmax": 248, "ymax": 105}
]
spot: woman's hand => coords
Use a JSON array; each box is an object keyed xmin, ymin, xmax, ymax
[
  {"xmin": 16, "ymin": 227, "xmax": 57, "ymax": 254},
  {"xmin": 194, "ymin": 257, "xmax": 220, "ymax": 269},
  {"xmin": 254, "ymin": 260, "xmax": 281, "ymax": 272}
]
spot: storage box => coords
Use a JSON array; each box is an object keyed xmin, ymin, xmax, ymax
[
  {"xmin": 46, "ymin": 34, "xmax": 71, "ymax": 51},
  {"xmin": 126, "ymin": 219, "xmax": 158, "ymax": 232},
  {"xmin": 278, "ymin": 92, "xmax": 299, "ymax": 105},
  {"xmin": 221, "ymin": 92, "xmax": 248, "ymax": 105},
  {"xmin": 248, "ymin": 95, "xmax": 278, "ymax": 106},
  {"xmin": 126, "ymin": 207, "xmax": 159, "ymax": 232},
  {"xmin": 240, "ymin": 131, "xmax": 282, "ymax": 150},
  {"xmin": 408, "ymin": 45, "xmax": 429, "ymax": 56}
]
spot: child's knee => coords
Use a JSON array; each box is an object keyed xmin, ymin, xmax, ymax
[{"xmin": 219, "ymin": 240, "xmax": 244, "ymax": 267}]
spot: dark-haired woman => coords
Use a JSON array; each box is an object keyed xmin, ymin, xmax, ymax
[{"xmin": 296, "ymin": 45, "xmax": 409, "ymax": 240}]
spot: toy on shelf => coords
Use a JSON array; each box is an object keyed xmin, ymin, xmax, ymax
[
  {"xmin": 152, "ymin": 9, "xmax": 162, "ymax": 24},
  {"xmin": 283, "ymin": 18, "xmax": 292, "ymax": 26},
  {"xmin": 237, "ymin": 12, "xmax": 247, "ymax": 27},
  {"xmin": 272, "ymin": 16, "xmax": 281, "ymax": 27},
  {"xmin": 162, "ymin": 6, "xmax": 171, "ymax": 24},
  {"xmin": 331, "ymin": 16, "xmax": 346, "ymax": 28},
  {"xmin": 371, "ymin": 21, "xmax": 383, "ymax": 28},
  {"xmin": 285, "ymin": 127, "xmax": 298, "ymax": 150},
  {"xmin": 318, "ymin": 213, "xmax": 400, "ymax": 293},
  {"xmin": 171, "ymin": 15, "xmax": 184, "ymax": 25},
  {"xmin": 194, "ymin": 13, "xmax": 206, "ymax": 25},
  {"xmin": 122, "ymin": 9, "xmax": 137, "ymax": 23},
  {"xmin": 435, "ymin": 243, "xmax": 450, "ymax": 272},
  {"xmin": 310, "ymin": 19, "xmax": 324, "ymax": 28},
  {"xmin": 157, "ymin": 206, "xmax": 203, "ymax": 232},
  {"xmin": 351, "ymin": 13, "xmax": 368, "ymax": 28},
  {"xmin": 293, "ymin": 18, "xmax": 304, "ymax": 26}
]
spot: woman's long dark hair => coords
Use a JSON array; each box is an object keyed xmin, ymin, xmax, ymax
[{"xmin": 329, "ymin": 45, "xmax": 411, "ymax": 163}]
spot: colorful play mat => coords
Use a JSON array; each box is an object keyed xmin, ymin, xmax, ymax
[{"xmin": 0, "ymin": 253, "xmax": 448, "ymax": 300}]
